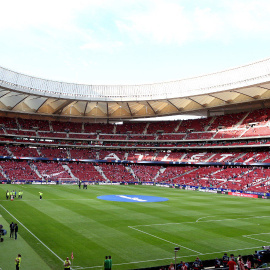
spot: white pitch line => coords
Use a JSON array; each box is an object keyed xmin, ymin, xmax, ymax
[
  {"xmin": 132, "ymin": 215, "xmax": 270, "ymax": 228},
  {"xmin": 243, "ymin": 232, "xmax": 270, "ymax": 236},
  {"xmin": 128, "ymin": 225, "xmax": 202, "ymax": 254},
  {"xmin": 243, "ymin": 233, "xmax": 270, "ymax": 244},
  {"xmin": 0, "ymin": 204, "xmax": 65, "ymax": 265},
  {"xmin": 196, "ymin": 216, "xmax": 215, "ymax": 222}
]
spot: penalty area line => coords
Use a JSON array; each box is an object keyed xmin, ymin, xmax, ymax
[
  {"xmin": 132, "ymin": 215, "xmax": 270, "ymax": 228},
  {"xmin": 0, "ymin": 204, "xmax": 64, "ymax": 265},
  {"xmin": 128, "ymin": 225, "xmax": 202, "ymax": 254}
]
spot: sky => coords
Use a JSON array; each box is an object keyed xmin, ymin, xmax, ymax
[{"xmin": 0, "ymin": 0, "xmax": 270, "ymax": 86}]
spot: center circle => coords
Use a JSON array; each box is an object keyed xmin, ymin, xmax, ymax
[{"xmin": 97, "ymin": 195, "xmax": 169, "ymax": 203}]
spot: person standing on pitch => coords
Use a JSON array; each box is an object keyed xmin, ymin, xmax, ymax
[
  {"xmin": 10, "ymin": 222, "xmax": 15, "ymax": 238},
  {"xmin": 108, "ymin": 255, "xmax": 112, "ymax": 270},
  {"xmin": 15, "ymin": 254, "xmax": 22, "ymax": 270},
  {"xmin": 104, "ymin": 256, "xmax": 110, "ymax": 270},
  {"xmin": 39, "ymin": 191, "xmax": 43, "ymax": 200},
  {"xmin": 64, "ymin": 257, "xmax": 71, "ymax": 270},
  {"xmin": 14, "ymin": 223, "xmax": 18, "ymax": 240}
]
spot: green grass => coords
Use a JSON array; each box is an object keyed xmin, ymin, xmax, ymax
[{"xmin": 0, "ymin": 184, "xmax": 270, "ymax": 270}]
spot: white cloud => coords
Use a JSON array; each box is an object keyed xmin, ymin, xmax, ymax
[
  {"xmin": 116, "ymin": 0, "xmax": 270, "ymax": 45},
  {"xmin": 227, "ymin": 0, "xmax": 270, "ymax": 33},
  {"xmin": 116, "ymin": 0, "xmax": 192, "ymax": 45},
  {"xmin": 0, "ymin": 1, "xmax": 82, "ymax": 30},
  {"xmin": 193, "ymin": 7, "xmax": 224, "ymax": 40}
]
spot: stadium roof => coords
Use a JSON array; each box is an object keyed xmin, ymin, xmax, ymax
[{"xmin": 1, "ymin": 58, "xmax": 270, "ymax": 120}]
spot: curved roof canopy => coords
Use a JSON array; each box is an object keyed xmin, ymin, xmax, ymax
[{"xmin": 1, "ymin": 58, "xmax": 270, "ymax": 120}]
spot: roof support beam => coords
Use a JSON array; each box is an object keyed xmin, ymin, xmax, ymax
[
  {"xmin": 53, "ymin": 100, "xmax": 73, "ymax": 115},
  {"xmin": 126, "ymin": 102, "xmax": 133, "ymax": 116},
  {"xmin": 187, "ymin": 97, "xmax": 205, "ymax": 107},
  {"xmin": 10, "ymin": 95, "xmax": 28, "ymax": 110},
  {"xmin": 146, "ymin": 101, "xmax": 156, "ymax": 114},
  {"xmin": 208, "ymin": 94, "xmax": 228, "ymax": 103},
  {"xmin": 0, "ymin": 91, "xmax": 12, "ymax": 99},
  {"xmin": 167, "ymin": 100, "xmax": 182, "ymax": 111},
  {"xmin": 258, "ymin": 86, "xmax": 270, "ymax": 91},
  {"xmin": 36, "ymin": 99, "xmax": 49, "ymax": 113},
  {"xmin": 83, "ymin": 102, "xmax": 88, "ymax": 116},
  {"xmin": 232, "ymin": 90, "xmax": 256, "ymax": 99}
]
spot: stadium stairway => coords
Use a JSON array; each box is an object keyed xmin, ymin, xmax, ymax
[
  {"xmin": 94, "ymin": 165, "xmax": 110, "ymax": 182},
  {"xmin": 174, "ymin": 120, "xmax": 182, "ymax": 132},
  {"xmin": 144, "ymin": 122, "xmax": 150, "ymax": 134},
  {"xmin": 62, "ymin": 164, "xmax": 77, "ymax": 179},
  {"xmin": 29, "ymin": 163, "xmax": 45, "ymax": 181},
  {"xmin": 153, "ymin": 166, "xmax": 166, "ymax": 181},
  {"xmin": 125, "ymin": 165, "xmax": 137, "ymax": 180},
  {"xmin": 0, "ymin": 165, "xmax": 9, "ymax": 181},
  {"xmin": 6, "ymin": 146, "xmax": 14, "ymax": 157},
  {"xmin": 238, "ymin": 111, "xmax": 250, "ymax": 127}
]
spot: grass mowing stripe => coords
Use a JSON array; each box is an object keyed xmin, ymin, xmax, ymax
[{"xmin": 0, "ymin": 204, "xmax": 64, "ymax": 263}]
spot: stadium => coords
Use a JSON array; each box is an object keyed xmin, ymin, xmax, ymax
[
  {"xmin": 1, "ymin": 57, "xmax": 270, "ymax": 269},
  {"xmin": 2, "ymin": 2, "xmax": 270, "ymax": 270}
]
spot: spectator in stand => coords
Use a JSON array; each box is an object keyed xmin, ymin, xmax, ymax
[
  {"xmin": 236, "ymin": 255, "xmax": 241, "ymax": 263},
  {"xmin": 214, "ymin": 258, "xmax": 221, "ymax": 268},
  {"xmin": 196, "ymin": 257, "xmax": 202, "ymax": 268},
  {"xmin": 227, "ymin": 258, "xmax": 237, "ymax": 270},
  {"xmin": 246, "ymin": 256, "xmax": 252, "ymax": 270},
  {"xmin": 168, "ymin": 263, "xmax": 175, "ymax": 270},
  {"xmin": 253, "ymin": 251, "xmax": 258, "ymax": 268},
  {"xmin": 181, "ymin": 261, "xmax": 188, "ymax": 270},
  {"xmin": 238, "ymin": 257, "xmax": 245, "ymax": 270},
  {"xmin": 222, "ymin": 253, "xmax": 229, "ymax": 267},
  {"xmin": 177, "ymin": 261, "xmax": 183, "ymax": 270},
  {"xmin": 192, "ymin": 258, "xmax": 201, "ymax": 270}
]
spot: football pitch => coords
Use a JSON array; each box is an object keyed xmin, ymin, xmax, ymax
[{"xmin": 0, "ymin": 184, "xmax": 270, "ymax": 270}]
